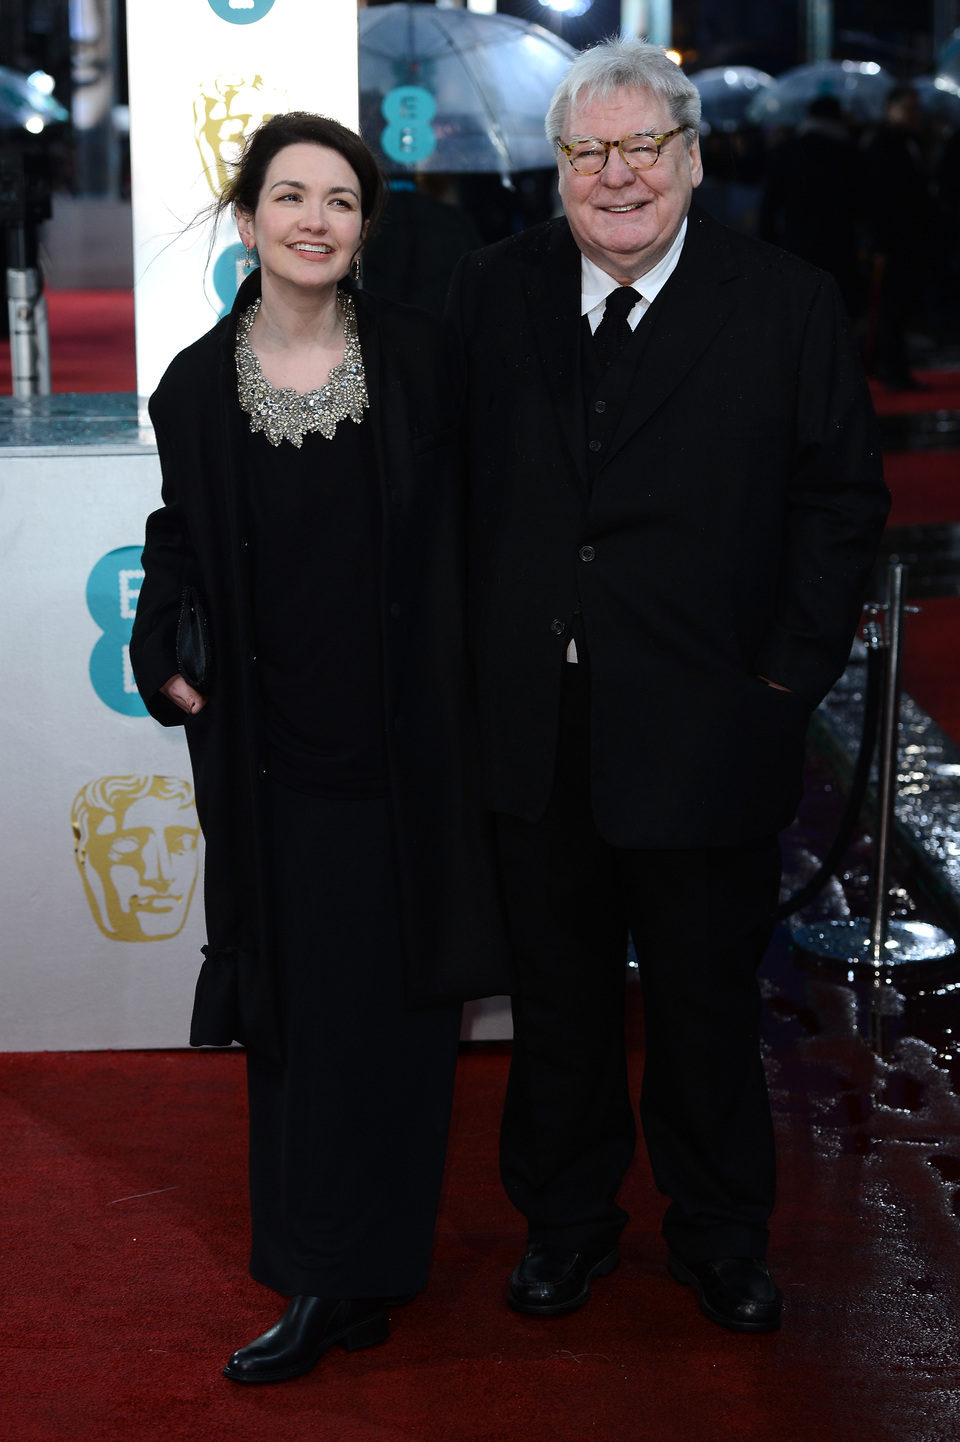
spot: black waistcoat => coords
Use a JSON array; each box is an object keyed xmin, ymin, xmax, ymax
[{"xmin": 581, "ymin": 313, "xmax": 649, "ymax": 492}]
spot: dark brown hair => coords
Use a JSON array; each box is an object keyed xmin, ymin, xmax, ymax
[{"xmin": 217, "ymin": 111, "xmax": 386, "ymax": 238}]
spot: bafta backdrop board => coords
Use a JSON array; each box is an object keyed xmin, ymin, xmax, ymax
[
  {"xmin": 126, "ymin": 0, "xmax": 360, "ymax": 403},
  {"xmin": 0, "ymin": 437, "xmax": 209, "ymax": 1050}
]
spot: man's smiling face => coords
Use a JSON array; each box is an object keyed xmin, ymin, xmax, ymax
[{"xmin": 556, "ymin": 86, "xmax": 702, "ymax": 285}]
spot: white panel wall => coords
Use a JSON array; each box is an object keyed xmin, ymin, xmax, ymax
[{"xmin": 0, "ymin": 448, "xmax": 208, "ymax": 1049}]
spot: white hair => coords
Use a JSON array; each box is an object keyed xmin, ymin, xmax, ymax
[{"xmin": 546, "ymin": 38, "xmax": 701, "ymax": 146}]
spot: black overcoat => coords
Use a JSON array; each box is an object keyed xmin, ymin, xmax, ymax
[
  {"xmin": 448, "ymin": 205, "xmax": 890, "ymax": 848},
  {"xmin": 131, "ymin": 273, "xmax": 512, "ymax": 1058}
]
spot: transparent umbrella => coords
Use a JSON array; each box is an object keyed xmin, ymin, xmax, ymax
[
  {"xmin": 0, "ymin": 65, "xmax": 69, "ymax": 133},
  {"xmin": 358, "ymin": 2, "xmax": 576, "ymax": 178},
  {"xmin": 938, "ymin": 28, "xmax": 960, "ymax": 85},
  {"xmin": 746, "ymin": 60, "xmax": 896, "ymax": 127},
  {"xmin": 691, "ymin": 66, "xmax": 775, "ymax": 133},
  {"xmin": 913, "ymin": 75, "xmax": 960, "ymax": 124}
]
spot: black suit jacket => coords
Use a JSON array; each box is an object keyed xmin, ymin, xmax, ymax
[{"xmin": 448, "ymin": 205, "xmax": 889, "ymax": 848}]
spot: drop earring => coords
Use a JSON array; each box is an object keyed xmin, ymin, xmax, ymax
[{"xmin": 243, "ymin": 245, "xmax": 257, "ymax": 272}]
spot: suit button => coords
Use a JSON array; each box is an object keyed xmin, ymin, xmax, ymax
[
  {"xmin": 389, "ymin": 602, "xmax": 401, "ymax": 619},
  {"xmin": 588, "ymin": 439, "xmax": 602, "ymax": 453},
  {"xmin": 550, "ymin": 619, "xmax": 566, "ymax": 636},
  {"xmin": 579, "ymin": 545, "xmax": 596, "ymax": 562},
  {"xmin": 390, "ymin": 488, "xmax": 401, "ymax": 506},
  {"xmin": 594, "ymin": 400, "xmax": 607, "ymax": 413}
]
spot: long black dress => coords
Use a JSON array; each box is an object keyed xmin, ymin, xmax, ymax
[
  {"xmin": 239, "ymin": 390, "xmax": 461, "ymax": 1300},
  {"xmin": 132, "ymin": 274, "xmax": 514, "ymax": 1296}
]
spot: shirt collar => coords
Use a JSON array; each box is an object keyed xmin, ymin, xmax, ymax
[{"xmin": 580, "ymin": 217, "xmax": 688, "ymax": 317}]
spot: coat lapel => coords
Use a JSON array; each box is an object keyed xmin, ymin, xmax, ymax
[
  {"xmin": 521, "ymin": 220, "xmax": 588, "ymax": 493},
  {"xmin": 601, "ymin": 206, "xmax": 742, "ymax": 469},
  {"xmin": 353, "ymin": 289, "xmax": 387, "ymax": 487}
]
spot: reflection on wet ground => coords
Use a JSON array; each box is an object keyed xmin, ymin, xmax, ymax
[
  {"xmin": 616, "ymin": 744, "xmax": 960, "ymax": 1441},
  {"xmin": 754, "ymin": 376, "xmax": 960, "ymax": 1429},
  {"xmin": 776, "ymin": 743, "xmax": 960, "ymax": 1074},
  {"xmin": 755, "ymin": 717, "xmax": 960, "ymax": 1435},
  {"xmin": 776, "ymin": 393, "xmax": 960, "ymax": 1126}
]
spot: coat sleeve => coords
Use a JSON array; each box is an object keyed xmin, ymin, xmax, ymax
[
  {"xmin": 129, "ymin": 386, "xmax": 202, "ymax": 727},
  {"xmin": 752, "ymin": 273, "xmax": 890, "ymax": 708}
]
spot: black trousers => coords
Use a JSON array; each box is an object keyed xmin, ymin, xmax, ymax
[
  {"xmin": 496, "ymin": 662, "xmax": 781, "ymax": 1261},
  {"xmin": 246, "ymin": 781, "xmax": 462, "ymax": 1299}
]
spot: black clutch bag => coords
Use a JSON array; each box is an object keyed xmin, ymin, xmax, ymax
[{"xmin": 176, "ymin": 585, "xmax": 214, "ymax": 693}]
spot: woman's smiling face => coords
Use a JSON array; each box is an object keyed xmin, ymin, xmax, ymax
[{"xmin": 237, "ymin": 142, "xmax": 367, "ymax": 295}]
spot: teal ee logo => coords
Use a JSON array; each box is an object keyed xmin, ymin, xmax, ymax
[
  {"xmin": 381, "ymin": 86, "xmax": 437, "ymax": 165},
  {"xmin": 213, "ymin": 242, "xmax": 249, "ymax": 318},
  {"xmin": 207, "ymin": 0, "xmax": 276, "ymax": 24},
  {"xmin": 87, "ymin": 547, "xmax": 148, "ymax": 717}
]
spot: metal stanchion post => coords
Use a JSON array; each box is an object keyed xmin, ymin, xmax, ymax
[
  {"xmin": 6, "ymin": 264, "xmax": 50, "ymax": 396},
  {"xmin": 1, "ymin": 149, "xmax": 53, "ymax": 397},
  {"xmin": 793, "ymin": 560, "xmax": 957, "ymax": 969},
  {"xmin": 867, "ymin": 561, "xmax": 904, "ymax": 961}
]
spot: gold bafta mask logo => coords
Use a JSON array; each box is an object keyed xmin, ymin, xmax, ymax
[
  {"xmin": 72, "ymin": 776, "xmax": 201, "ymax": 943},
  {"xmin": 194, "ymin": 74, "xmax": 287, "ymax": 197}
]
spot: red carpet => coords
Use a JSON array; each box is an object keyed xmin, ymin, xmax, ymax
[
  {"xmin": 869, "ymin": 367, "xmax": 960, "ymax": 415},
  {"xmin": 0, "ymin": 289, "xmax": 136, "ymax": 393},
  {"xmin": 3, "ymin": 959, "xmax": 959, "ymax": 1442},
  {"xmin": 901, "ymin": 596, "xmax": 960, "ymax": 744},
  {"xmin": 884, "ymin": 451, "xmax": 960, "ymax": 529},
  {"xmin": 870, "ymin": 366, "xmax": 960, "ymax": 746}
]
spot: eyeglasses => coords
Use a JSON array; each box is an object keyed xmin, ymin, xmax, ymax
[{"xmin": 555, "ymin": 128, "xmax": 685, "ymax": 175}]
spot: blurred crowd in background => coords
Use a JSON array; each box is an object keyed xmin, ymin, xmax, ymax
[
  {"xmin": 0, "ymin": 2, "xmax": 959, "ymax": 389},
  {"xmin": 700, "ymin": 77, "xmax": 960, "ymax": 389}
]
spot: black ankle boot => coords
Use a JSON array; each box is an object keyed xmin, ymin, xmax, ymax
[{"xmin": 223, "ymin": 1296, "xmax": 390, "ymax": 1384}]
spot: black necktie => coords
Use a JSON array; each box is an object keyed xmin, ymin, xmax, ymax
[{"xmin": 593, "ymin": 286, "xmax": 640, "ymax": 369}]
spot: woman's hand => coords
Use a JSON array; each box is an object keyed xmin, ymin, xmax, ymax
[{"xmin": 161, "ymin": 673, "xmax": 208, "ymax": 715}]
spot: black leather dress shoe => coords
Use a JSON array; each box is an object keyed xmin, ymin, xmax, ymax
[
  {"xmin": 508, "ymin": 1242, "xmax": 620, "ymax": 1316},
  {"xmin": 668, "ymin": 1254, "xmax": 782, "ymax": 1333},
  {"xmin": 223, "ymin": 1296, "xmax": 390, "ymax": 1384}
]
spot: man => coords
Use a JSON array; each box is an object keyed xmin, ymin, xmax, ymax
[
  {"xmin": 448, "ymin": 40, "xmax": 888, "ymax": 1333},
  {"xmin": 758, "ymin": 95, "xmax": 864, "ymax": 319}
]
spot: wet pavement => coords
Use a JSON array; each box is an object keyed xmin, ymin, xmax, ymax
[{"xmin": 745, "ymin": 376, "xmax": 960, "ymax": 1436}]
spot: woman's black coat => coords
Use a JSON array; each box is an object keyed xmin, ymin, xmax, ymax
[{"xmin": 130, "ymin": 273, "xmax": 512, "ymax": 1059}]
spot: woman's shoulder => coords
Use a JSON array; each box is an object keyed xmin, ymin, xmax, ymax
[{"xmin": 156, "ymin": 315, "xmax": 231, "ymax": 390}]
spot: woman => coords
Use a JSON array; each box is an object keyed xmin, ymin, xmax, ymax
[{"xmin": 130, "ymin": 112, "xmax": 510, "ymax": 1385}]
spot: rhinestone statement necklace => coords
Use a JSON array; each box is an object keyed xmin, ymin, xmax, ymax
[{"xmin": 235, "ymin": 291, "xmax": 368, "ymax": 448}]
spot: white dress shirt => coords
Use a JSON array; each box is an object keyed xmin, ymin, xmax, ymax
[{"xmin": 580, "ymin": 217, "xmax": 688, "ymax": 332}]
